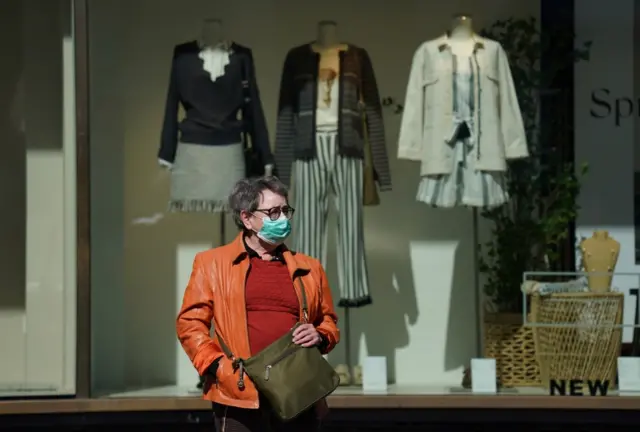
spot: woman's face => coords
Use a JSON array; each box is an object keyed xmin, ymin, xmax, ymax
[{"xmin": 242, "ymin": 190, "xmax": 288, "ymax": 232}]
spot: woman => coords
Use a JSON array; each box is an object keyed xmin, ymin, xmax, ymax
[{"xmin": 177, "ymin": 176, "xmax": 340, "ymax": 431}]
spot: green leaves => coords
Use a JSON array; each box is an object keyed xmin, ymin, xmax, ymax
[{"xmin": 478, "ymin": 18, "xmax": 592, "ymax": 314}]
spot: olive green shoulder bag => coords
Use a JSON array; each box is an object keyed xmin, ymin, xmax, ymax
[{"xmin": 215, "ymin": 278, "xmax": 340, "ymax": 422}]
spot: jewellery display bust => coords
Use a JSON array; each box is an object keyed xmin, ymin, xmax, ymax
[{"xmin": 580, "ymin": 230, "xmax": 620, "ymax": 292}]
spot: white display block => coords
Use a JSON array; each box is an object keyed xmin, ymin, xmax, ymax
[
  {"xmin": 618, "ymin": 357, "xmax": 640, "ymax": 393},
  {"xmin": 471, "ymin": 358, "xmax": 497, "ymax": 394},
  {"xmin": 362, "ymin": 356, "xmax": 388, "ymax": 393},
  {"xmin": 175, "ymin": 243, "xmax": 212, "ymax": 388}
]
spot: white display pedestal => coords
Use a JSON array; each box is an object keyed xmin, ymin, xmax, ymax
[{"xmin": 175, "ymin": 243, "xmax": 212, "ymax": 389}]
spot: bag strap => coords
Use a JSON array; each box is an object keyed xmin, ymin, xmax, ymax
[
  {"xmin": 215, "ymin": 329, "xmax": 235, "ymax": 359},
  {"xmin": 298, "ymin": 278, "xmax": 309, "ymax": 323}
]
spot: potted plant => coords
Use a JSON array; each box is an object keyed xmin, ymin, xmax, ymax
[{"xmin": 477, "ymin": 17, "xmax": 591, "ymax": 387}]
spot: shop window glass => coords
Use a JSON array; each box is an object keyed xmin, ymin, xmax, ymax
[
  {"xmin": 87, "ymin": 0, "xmax": 634, "ymax": 402},
  {"xmin": 575, "ymin": 0, "xmax": 640, "ymax": 395},
  {"xmin": 0, "ymin": 0, "xmax": 76, "ymax": 397}
]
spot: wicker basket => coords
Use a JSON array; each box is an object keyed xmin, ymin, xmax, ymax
[
  {"xmin": 531, "ymin": 292, "xmax": 623, "ymax": 387},
  {"xmin": 483, "ymin": 313, "xmax": 540, "ymax": 387}
]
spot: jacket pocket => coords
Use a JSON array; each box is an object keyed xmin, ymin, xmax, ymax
[
  {"xmin": 483, "ymin": 66, "xmax": 500, "ymax": 84},
  {"xmin": 215, "ymin": 356, "xmax": 234, "ymax": 393},
  {"xmin": 422, "ymin": 75, "xmax": 439, "ymax": 110},
  {"xmin": 422, "ymin": 74, "xmax": 439, "ymax": 87}
]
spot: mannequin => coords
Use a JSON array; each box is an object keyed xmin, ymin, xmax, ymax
[
  {"xmin": 158, "ymin": 18, "xmax": 273, "ymax": 214},
  {"xmin": 275, "ymin": 18, "xmax": 386, "ymax": 312},
  {"xmin": 199, "ymin": 18, "xmax": 273, "ymax": 176},
  {"xmin": 197, "ymin": 19, "xmax": 274, "ymax": 176},
  {"xmin": 398, "ymin": 14, "xmax": 527, "ymax": 209},
  {"xmin": 275, "ymin": 19, "xmax": 392, "ymax": 386},
  {"xmin": 409, "ymin": 13, "xmax": 510, "ymax": 208},
  {"xmin": 580, "ymin": 230, "xmax": 620, "ymax": 292},
  {"xmin": 398, "ymin": 14, "xmax": 528, "ymax": 366}
]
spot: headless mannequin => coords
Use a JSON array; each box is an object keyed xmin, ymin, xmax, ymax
[
  {"xmin": 311, "ymin": 20, "xmax": 351, "ymax": 382},
  {"xmin": 580, "ymin": 230, "xmax": 620, "ymax": 292},
  {"xmin": 160, "ymin": 18, "xmax": 273, "ymax": 175}
]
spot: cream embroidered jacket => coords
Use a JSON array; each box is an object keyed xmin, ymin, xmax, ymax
[{"xmin": 397, "ymin": 35, "xmax": 528, "ymax": 175}]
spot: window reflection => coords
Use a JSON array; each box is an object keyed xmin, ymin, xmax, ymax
[{"xmin": 0, "ymin": 0, "xmax": 76, "ymax": 396}]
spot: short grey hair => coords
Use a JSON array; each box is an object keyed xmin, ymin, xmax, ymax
[{"xmin": 228, "ymin": 176, "xmax": 289, "ymax": 230}]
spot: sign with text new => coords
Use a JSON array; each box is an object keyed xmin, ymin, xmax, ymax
[{"xmin": 549, "ymin": 379, "xmax": 610, "ymax": 396}]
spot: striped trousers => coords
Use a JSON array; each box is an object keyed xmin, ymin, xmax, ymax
[{"xmin": 292, "ymin": 129, "xmax": 372, "ymax": 307}]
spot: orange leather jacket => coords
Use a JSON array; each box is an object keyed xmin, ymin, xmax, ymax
[{"xmin": 176, "ymin": 233, "xmax": 340, "ymax": 409}]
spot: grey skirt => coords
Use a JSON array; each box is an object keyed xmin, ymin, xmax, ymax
[{"xmin": 169, "ymin": 141, "xmax": 245, "ymax": 213}]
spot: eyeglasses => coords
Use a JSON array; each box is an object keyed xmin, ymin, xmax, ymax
[{"xmin": 254, "ymin": 205, "xmax": 295, "ymax": 221}]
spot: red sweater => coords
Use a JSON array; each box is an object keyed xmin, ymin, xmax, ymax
[{"xmin": 245, "ymin": 257, "xmax": 299, "ymax": 354}]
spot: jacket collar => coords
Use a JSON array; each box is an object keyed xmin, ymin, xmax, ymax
[
  {"xmin": 230, "ymin": 232, "xmax": 310, "ymax": 278},
  {"xmin": 437, "ymin": 33, "xmax": 485, "ymax": 52},
  {"xmin": 196, "ymin": 39, "xmax": 234, "ymax": 53}
]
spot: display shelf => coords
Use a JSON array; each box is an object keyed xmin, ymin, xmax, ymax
[
  {"xmin": 2, "ymin": 385, "xmax": 640, "ymax": 415},
  {"xmin": 100, "ymin": 384, "xmax": 549, "ymax": 399}
]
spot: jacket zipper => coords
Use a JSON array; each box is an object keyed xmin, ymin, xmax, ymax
[{"xmin": 264, "ymin": 346, "xmax": 299, "ymax": 381}]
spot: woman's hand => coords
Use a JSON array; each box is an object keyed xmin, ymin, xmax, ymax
[{"xmin": 292, "ymin": 323, "xmax": 322, "ymax": 347}]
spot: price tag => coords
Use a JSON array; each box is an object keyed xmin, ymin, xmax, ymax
[
  {"xmin": 471, "ymin": 358, "xmax": 497, "ymax": 394},
  {"xmin": 363, "ymin": 356, "xmax": 388, "ymax": 393},
  {"xmin": 618, "ymin": 357, "xmax": 640, "ymax": 393}
]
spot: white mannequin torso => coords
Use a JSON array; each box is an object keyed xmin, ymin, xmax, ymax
[{"xmin": 448, "ymin": 15, "xmax": 475, "ymax": 58}]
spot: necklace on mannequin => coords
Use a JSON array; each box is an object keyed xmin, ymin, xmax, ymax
[
  {"xmin": 319, "ymin": 68, "xmax": 337, "ymax": 106},
  {"xmin": 322, "ymin": 81, "xmax": 333, "ymax": 106}
]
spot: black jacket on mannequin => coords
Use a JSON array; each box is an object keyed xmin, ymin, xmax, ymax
[{"xmin": 159, "ymin": 41, "xmax": 272, "ymax": 168}]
